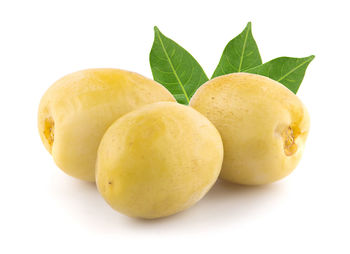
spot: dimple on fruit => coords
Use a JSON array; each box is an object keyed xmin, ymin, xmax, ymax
[
  {"xmin": 190, "ymin": 73, "xmax": 310, "ymax": 185},
  {"xmin": 38, "ymin": 69, "xmax": 175, "ymax": 181},
  {"xmin": 96, "ymin": 102, "xmax": 223, "ymax": 219}
]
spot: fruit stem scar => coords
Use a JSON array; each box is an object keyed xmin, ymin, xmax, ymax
[
  {"xmin": 283, "ymin": 126, "xmax": 298, "ymax": 156},
  {"xmin": 44, "ymin": 117, "xmax": 55, "ymax": 151}
]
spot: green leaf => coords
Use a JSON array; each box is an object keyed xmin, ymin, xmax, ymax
[
  {"xmin": 246, "ymin": 55, "xmax": 315, "ymax": 93},
  {"xmin": 149, "ymin": 26, "xmax": 209, "ymax": 105},
  {"xmin": 212, "ymin": 22, "xmax": 262, "ymax": 78}
]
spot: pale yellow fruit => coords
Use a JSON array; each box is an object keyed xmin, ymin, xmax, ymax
[
  {"xmin": 96, "ymin": 102, "xmax": 223, "ymax": 219},
  {"xmin": 190, "ymin": 73, "xmax": 310, "ymax": 185},
  {"xmin": 38, "ymin": 69, "xmax": 175, "ymax": 181}
]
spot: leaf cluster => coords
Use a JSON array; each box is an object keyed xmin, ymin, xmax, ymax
[{"xmin": 150, "ymin": 22, "xmax": 314, "ymax": 104}]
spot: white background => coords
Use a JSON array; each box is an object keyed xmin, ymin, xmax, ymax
[{"xmin": 1, "ymin": 0, "xmax": 349, "ymax": 253}]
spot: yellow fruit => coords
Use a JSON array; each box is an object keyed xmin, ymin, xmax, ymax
[
  {"xmin": 38, "ymin": 69, "xmax": 175, "ymax": 181},
  {"xmin": 96, "ymin": 102, "xmax": 223, "ymax": 219},
  {"xmin": 190, "ymin": 73, "xmax": 310, "ymax": 185}
]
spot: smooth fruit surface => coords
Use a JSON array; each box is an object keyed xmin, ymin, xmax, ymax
[
  {"xmin": 190, "ymin": 73, "xmax": 310, "ymax": 185},
  {"xmin": 38, "ymin": 69, "xmax": 175, "ymax": 181},
  {"xmin": 96, "ymin": 102, "xmax": 223, "ymax": 218}
]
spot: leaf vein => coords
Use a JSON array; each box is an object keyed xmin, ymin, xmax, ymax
[
  {"xmin": 277, "ymin": 59, "xmax": 312, "ymax": 82},
  {"xmin": 155, "ymin": 30, "xmax": 190, "ymax": 103},
  {"xmin": 238, "ymin": 25, "xmax": 250, "ymax": 72}
]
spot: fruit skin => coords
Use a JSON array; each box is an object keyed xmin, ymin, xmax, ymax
[
  {"xmin": 38, "ymin": 69, "xmax": 175, "ymax": 182},
  {"xmin": 96, "ymin": 102, "xmax": 223, "ymax": 219},
  {"xmin": 190, "ymin": 73, "xmax": 310, "ymax": 185}
]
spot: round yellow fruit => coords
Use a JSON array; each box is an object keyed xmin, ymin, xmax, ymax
[
  {"xmin": 190, "ymin": 73, "xmax": 310, "ymax": 185},
  {"xmin": 38, "ymin": 69, "xmax": 175, "ymax": 181},
  {"xmin": 96, "ymin": 102, "xmax": 223, "ymax": 219}
]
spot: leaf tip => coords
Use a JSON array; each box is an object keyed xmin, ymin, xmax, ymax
[
  {"xmin": 308, "ymin": 55, "xmax": 315, "ymax": 61},
  {"xmin": 244, "ymin": 22, "xmax": 252, "ymax": 34},
  {"xmin": 154, "ymin": 26, "xmax": 160, "ymax": 33}
]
